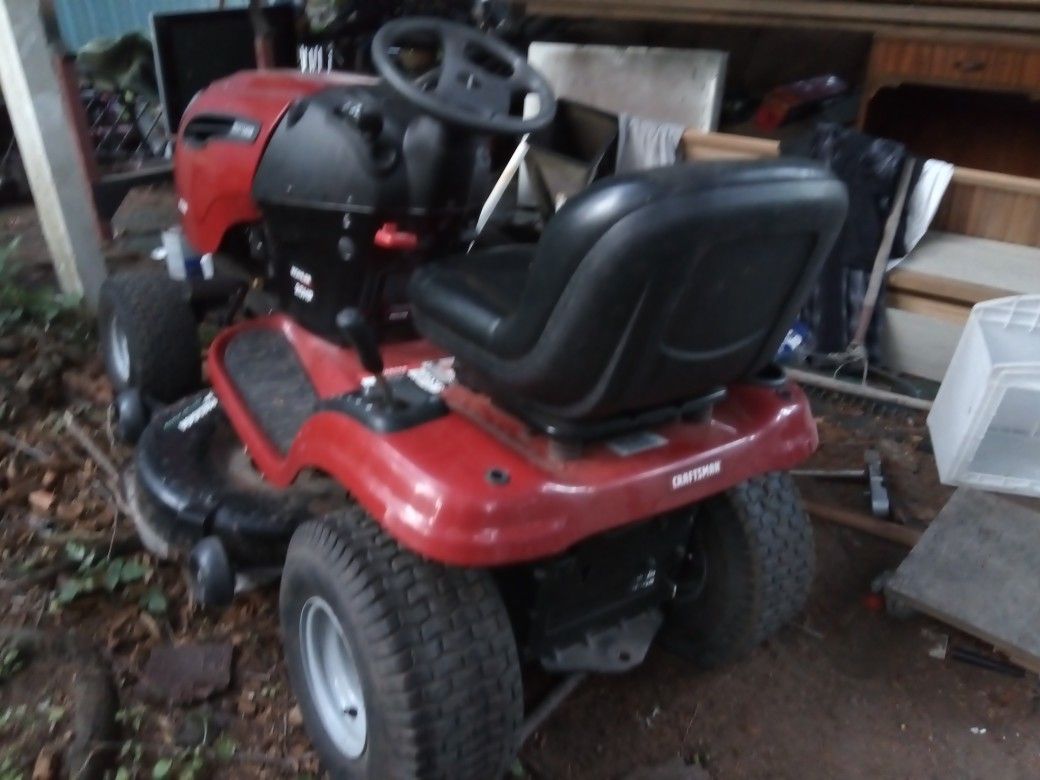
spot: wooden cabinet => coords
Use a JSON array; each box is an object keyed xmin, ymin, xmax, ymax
[
  {"xmin": 860, "ymin": 35, "xmax": 1040, "ymax": 178},
  {"xmin": 867, "ymin": 37, "xmax": 1040, "ymax": 95}
]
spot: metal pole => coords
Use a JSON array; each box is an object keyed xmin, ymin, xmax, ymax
[
  {"xmin": 519, "ymin": 673, "xmax": 587, "ymax": 745},
  {"xmin": 787, "ymin": 367, "xmax": 934, "ymax": 412}
]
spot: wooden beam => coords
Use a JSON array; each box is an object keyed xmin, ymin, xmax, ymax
[
  {"xmin": 887, "ymin": 268, "xmax": 1015, "ymax": 305},
  {"xmin": 0, "ymin": 0, "xmax": 107, "ymax": 305},
  {"xmin": 886, "ymin": 291, "xmax": 972, "ymax": 324},
  {"xmin": 0, "ymin": 0, "xmax": 106, "ymax": 307},
  {"xmin": 525, "ymin": 0, "xmax": 1040, "ymax": 35},
  {"xmin": 804, "ymin": 499, "xmax": 923, "ymax": 547}
]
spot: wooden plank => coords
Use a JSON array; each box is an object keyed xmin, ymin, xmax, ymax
[
  {"xmin": 0, "ymin": 0, "xmax": 106, "ymax": 305},
  {"xmin": 681, "ymin": 129, "xmax": 779, "ymax": 160},
  {"xmin": 935, "ymin": 178, "xmax": 1040, "ymax": 246},
  {"xmin": 888, "ymin": 270, "xmax": 1014, "ymax": 306},
  {"xmin": 892, "ymin": 231, "xmax": 1040, "ymax": 290},
  {"xmin": 952, "ymin": 166, "xmax": 1040, "ymax": 196},
  {"xmin": 887, "ymin": 489, "xmax": 1040, "ymax": 675},
  {"xmin": 887, "ymin": 291, "xmax": 972, "ymax": 323},
  {"xmin": 525, "ymin": 0, "xmax": 1040, "ymax": 34},
  {"xmin": 805, "ymin": 499, "xmax": 924, "ymax": 547}
]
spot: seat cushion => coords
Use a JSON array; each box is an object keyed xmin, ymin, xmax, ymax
[
  {"xmin": 410, "ymin": 160, "xmax": 848, "ymax": 427},
  {"xmin": 409, "ymin": 244, "xmax": 534, "ymax": 350}
]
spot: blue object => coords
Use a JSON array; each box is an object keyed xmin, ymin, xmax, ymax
[{"xmin": 777, "ymin": 320, "xmax": 815, "ymax": 365}]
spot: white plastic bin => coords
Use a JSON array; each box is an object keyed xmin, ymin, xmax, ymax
[{"xmin": 927, "ymin": 295, "xmax": 1040, "ymax": 498}]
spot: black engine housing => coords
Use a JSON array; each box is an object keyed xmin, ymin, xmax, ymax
[{"xmin": 252, "ymin": 84, "xmax": 492, "ymax": 337}]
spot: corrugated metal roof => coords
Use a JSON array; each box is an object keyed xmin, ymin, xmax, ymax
[{"xmin": 55, "ymin": 0, "xmax": 249, "ymax": 50}]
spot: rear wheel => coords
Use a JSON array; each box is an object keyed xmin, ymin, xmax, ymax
[
  {"xmin": 662, "ymin": 472, "xmax": 815, "ymax": 668},
  {"xmin": 98, "ymin": 270, "xmax": 200, "ymax": 403},
  {"xmin": 280, "ymin": 508, "xmax": 523, "ymax": 779}
]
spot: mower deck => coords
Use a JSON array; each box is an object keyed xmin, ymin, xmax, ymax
[{"xmin": 193, "ymin": 315, "xmax": 819, "ymax": 566}]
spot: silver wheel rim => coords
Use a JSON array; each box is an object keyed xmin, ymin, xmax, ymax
[
  {"xmin": 107, "ymin": 313, "xmax": 131, "ymax": 384},
  {"xmin": 299, "ymin": 596, "xmax": 368, "ymax": 759}
]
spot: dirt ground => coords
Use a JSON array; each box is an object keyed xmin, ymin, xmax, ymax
[{"xmin": 3, "ymin": 192, "xmax": 1039, "ymax": 779}]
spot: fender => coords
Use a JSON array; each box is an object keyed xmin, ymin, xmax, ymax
[{"xmin": 207, "ymin": 316, "xmax": 820, "ymax": 567}]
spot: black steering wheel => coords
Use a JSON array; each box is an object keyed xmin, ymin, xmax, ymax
[{"xmin": 371, "ymin": 17, "xmax": 556, "ymax": 135}]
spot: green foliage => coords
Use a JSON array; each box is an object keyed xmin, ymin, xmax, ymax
[
  {"xmin": 0, "ymin": 645, "xmax": 24, "ymax": 684},
  {"xmin": 213, "ymin": 735, "xmax": 237, "ymax": 761},
  {"xmin": 0, "ymin": 753, "xmax": 22, "ymax": 780},
  {"xmin": 51, "ymin": 544, "xmax": 157, "ymax": 610},
  {"xmin": 140, "ymin": 586, "xmax": 169, "ymax": 616},
  {"xmin": 0, "ymin": 239, "xmax": 77, "ymax": 330}
]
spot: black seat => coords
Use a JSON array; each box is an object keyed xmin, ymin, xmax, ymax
[{"xmin": 409, "ymin": 160, "xmax": 848, "ymax": 435}]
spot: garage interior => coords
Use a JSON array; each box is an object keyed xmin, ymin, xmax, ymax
[{"xmin": 1, "ymin": 1, "xmax": 1039, "ymax": 778}]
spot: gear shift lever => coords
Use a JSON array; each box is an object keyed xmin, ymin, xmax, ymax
[{"xmin": 336, "ymin": 308, "xmax": 393, "ymax": 403}]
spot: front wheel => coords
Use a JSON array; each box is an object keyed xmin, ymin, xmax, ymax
[
  {"xmin": 662, "ymin": 472, "xmax": 815, "ymax": 668},
  {"xmin": 280, "ymin": 508, "xmax": 523, "ymax": 779},
  {"xmin": 97, "ymin": 271, "xmax": 200, "ymax": 403}
]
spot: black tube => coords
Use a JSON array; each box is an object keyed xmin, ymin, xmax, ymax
[{"xmin": 949, "ymin": 646, "xmax": 1025, "ymax": 678}]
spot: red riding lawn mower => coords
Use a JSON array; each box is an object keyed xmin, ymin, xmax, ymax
[{"xmin": 98, "ymin": 17, "xmax": 847, "ymax": 779}]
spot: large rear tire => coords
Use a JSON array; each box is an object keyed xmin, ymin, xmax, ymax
[
  {"xmin": 662, "ymin": 472, "xmax": 815, "ymax": 668},
  {"xmin": 280, "ymin": 508, "xmax": 523, "ymax": 780}
]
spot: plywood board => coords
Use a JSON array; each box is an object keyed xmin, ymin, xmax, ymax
[
  {"xmin": 887, "ymin": 488, "xmax": 1040, "ymax": 673},
  {"xmin": 887, "ymin": 231, "xmax": 1040, "ymax": 305},
  {"xmin": 881, "ymin": 309, "xmax": 962, "ymax": 381},
  {"xmin": 527, "ymin": 43, "xmax": 727, "ymax": 132},
  {"xmin": 935, "ymin": 171, "xmax": 1040, "ymax": 247}
]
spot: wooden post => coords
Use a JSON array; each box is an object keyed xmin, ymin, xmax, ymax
[
  {"xmin": 250, "ymin": 0, "xmax": 275, "ymax": 69},
  {"xmin": 0, "ymin": 0, "xmax": 106, "ymax": 307}
]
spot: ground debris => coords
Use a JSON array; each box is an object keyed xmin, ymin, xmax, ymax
[
  {"xmin": 138, "ymin": 643, "xmax": 234, "ymax": 706},
  {"xmin": 626, "ymin": 757, "xmax": 712, "ymax": 780}
]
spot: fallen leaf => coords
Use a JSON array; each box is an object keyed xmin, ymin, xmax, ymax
[
  {"xmin": 31, "ymin": 747, "xmax": 57, "ymax": 780},
  {"xmin": 288, "ymin": 705, "xmax": 304, "ymax": 728},
  {"xmin": 29, "ymin": 489, "xmax": 55, "ymax": 512}
]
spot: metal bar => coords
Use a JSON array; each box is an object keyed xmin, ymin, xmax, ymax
[
  {"xmin": 787, "ymin": 367, "xmax": 934, "ymax": 412},
  {"xmin": 519, "ymin": 673, "xmax": 587, "ymax": 745}
]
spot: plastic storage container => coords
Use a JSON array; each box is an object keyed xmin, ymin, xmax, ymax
[{"xmin": 928, "ymin": 295, "xmax": 1040, "ymax": 497}]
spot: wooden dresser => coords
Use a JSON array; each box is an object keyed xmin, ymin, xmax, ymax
[{"xmin": 859, "ymin": 35, "xmax": 1040, "ymax": 178}]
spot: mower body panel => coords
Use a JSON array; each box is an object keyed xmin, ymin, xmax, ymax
[
  {"xmin": 208, "ymin": 315, "xmax": 818, "ymax": 567},
  {"xmin": 174, "ymin": 70, "xmax": 377, "ymax": 253}
]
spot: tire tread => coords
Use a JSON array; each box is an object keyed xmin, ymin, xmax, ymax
[{"xmin": 283, "ymin": 508, "xmax": 522, "ymax": 779}]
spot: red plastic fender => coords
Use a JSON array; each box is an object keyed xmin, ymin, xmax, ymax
[{"xmin": 209, "ymin": 316, "xmax": 820, "ymax": 567}]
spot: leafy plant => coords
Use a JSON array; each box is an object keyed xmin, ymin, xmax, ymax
[
  {"xmin": 51, "ymin": 543, "xmax": 156, "ymax": 609},
  {"xmin": 0, "ymin": 753, "xmax": 22, "ymax": 780},
  {"xmin": 0, "ymin": 238, "xmax": 77, "ymax": 330},
  {"xmin": 0, "ymin": 645, "xmax": 24, "ymax": 684}
]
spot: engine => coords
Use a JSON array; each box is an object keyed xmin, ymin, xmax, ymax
[{"xmin": 176, "ymin": 73, "xmax": 492, "ymax": 339}]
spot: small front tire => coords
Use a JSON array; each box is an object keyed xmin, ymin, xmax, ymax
[
  {"xmin": 280, "ymin": 508, "xmax": 523, "ymax": 779},
  {"xmin": 98, "ymin": 271, "xmax": 201, "ymax": 403}
]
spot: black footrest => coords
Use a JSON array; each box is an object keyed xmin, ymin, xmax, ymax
[{"xmin": 224, "ymin": 328, "xmax": 318, "ymax": 453}]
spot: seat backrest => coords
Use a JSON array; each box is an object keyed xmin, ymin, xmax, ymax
[{"xmin": 492, "ymin": 159, "xmax": 848, "ymax": 420}]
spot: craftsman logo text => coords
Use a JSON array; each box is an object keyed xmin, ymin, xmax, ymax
[
  {"xmin": 671, "ymin": 460, "xmax": 722, "ymax": 490},
  {"xmin": 175, "ymin": 392, "xmax": 219, "ymax": 432}
]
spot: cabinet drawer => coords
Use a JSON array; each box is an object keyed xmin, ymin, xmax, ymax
[{"xmin": 871, "ymin": 37, "xmax": 1040, "ymax": 92}]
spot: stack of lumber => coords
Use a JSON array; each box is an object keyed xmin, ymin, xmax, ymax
[{"xmin": 884, "ymin": 234, "xmax": 1040, "ymax": 381}]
